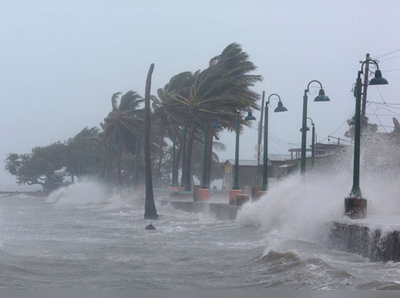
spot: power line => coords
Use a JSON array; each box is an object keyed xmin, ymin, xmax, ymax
[
  {"xmin": 374, "ymin": 48, "xmax": 400, "ymax": 59},
  {"xmin": 380, "ymin": 54, "xmax": 400, "ymax": 63},
  {"xmin": 368, "ymin": 100, "xmax": 400, "ymax": 106},
  {"xmin": 268, "ymin": 131, "xmax": 299, "ymax": 146},
  {"xmin": 269, "ymin": 133, "xmax": 290, "ymax": 150},
  {"xmin": 372, "ymin": 109, "xmax": 387, "ymax": 132},
  {"xmin": 384, "ymin": 68, "xmax": 400, "ymax": 73},
  {"xmin": 319, "ymin": 110, "xmax": 355, "ymax": 143}
]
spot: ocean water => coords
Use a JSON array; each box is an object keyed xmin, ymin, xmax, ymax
[{"xmin": 0, "ymin": 175, "xmax": 399, "ymax": 290}]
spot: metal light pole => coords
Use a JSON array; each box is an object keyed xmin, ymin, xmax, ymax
[
  {"xmin": 349, "ymin": 60, "xmax": 388, "ymax": 197},
  {"xmin": 301, "ymin": 117, "xmax": 316, "ymax": 168},
  {"xmin": 301, "ymin": 80, "xmax": 330, "ymax": 174},
  {"xmin": 180, "ymin": 126, "xmax": 187, "ymax": 188},
  {"xmin": 232, "ymin": 110, "xmax": 256, "ymax": 190},
  {"xmin": 311, "ymin": 119, "xmax": 315, "ymax": 168},
  {"xmin": 345, "ymin": 58, "xmax": 388, "ymax": 219},
  {"xmin": 260, "ymin": 94, "xmax": 288, "ymax": 191}
]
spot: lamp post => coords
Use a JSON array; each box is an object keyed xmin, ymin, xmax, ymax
[
  {"xmin": 198, "ymin": 118, "xmax": 222, "ymax": 201},
  {"xmin": 260, "ymin": 93, "xmax": 288, "ymax": 193},
  {"xmin": 310, "ymin": 118, "xmax": 315, "ymax": 168},
  {"xmin": 229, "ymin": 109, "xmax": 256, "ymax": 204},
  {"xmin": 180, "ymin": 126, "xmax": 187, "ymax": 189},
  {"xmin": 301, "ymin": 80, "xmax": 330, "ymax": 174},
  {"xmin": 300, "ymin": 117, "xmax": 315, "ymax": 168},
  {"xmin": 345, "ymin": 59, "xmax": 388, "ymax": 219}
]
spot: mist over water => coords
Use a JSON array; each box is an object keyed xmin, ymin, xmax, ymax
[
  {"xmin": 1, "ymin": 141, "xmax": 400, "ymax": 289},
  {"xmin": 238, "ymin": 140, "xmax": 400, "ymax": 249}
]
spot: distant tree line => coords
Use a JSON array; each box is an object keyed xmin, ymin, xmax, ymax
[{"xmin": 4, "ymin": 43, "xmax": 262, "ymax": 192}]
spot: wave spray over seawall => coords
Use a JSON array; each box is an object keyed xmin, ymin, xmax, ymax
[
  {"xmin": 1, "ymin": 146, "xmax": 400, "ymax": 289},
  {"xmin": 237, "ymin": 142, "xmax": 400, "ymax": 289}
]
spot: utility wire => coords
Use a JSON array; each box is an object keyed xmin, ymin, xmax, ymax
[
  {"xmin": 374, "ymin": 48, "xmax": 400, "ymax": 59},
  {"xmin": 319, "ymin": 110, "xmax": 355, "ymax": 143},
  {"xmin": 383, "ymin": 68, "xmax": 400, "ymax": 73},
  {"xmin": 380, "ymin": 54, "xmax": 400, "ymax": 63},
  {"xmin": 368, "ymin": 101, "xmax": 400, "ymax": 106},
  {"xmin": 373, "ymin": 109, "xmax": 387, "ymax": 132},
  {"xmin": 268, "ymin": 133, "xmax": 291, "ymax": 151},
  {"xmin": 268, "ymin": 131, "xmax": 300, "ymax": 146}
]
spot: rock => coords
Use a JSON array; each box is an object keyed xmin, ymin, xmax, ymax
[{"xmin": 145, "ymin": 224, "xmax": 156, "ymax": 230}]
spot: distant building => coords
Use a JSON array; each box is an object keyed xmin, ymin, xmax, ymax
[{"xmin": 221, "ymin": 154, "xmax": 291, "ymax": 190}]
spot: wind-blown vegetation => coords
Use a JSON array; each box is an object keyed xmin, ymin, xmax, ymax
[{"xmin": 4, "ymin": 42, "xmax": 262, "ymax": 193}]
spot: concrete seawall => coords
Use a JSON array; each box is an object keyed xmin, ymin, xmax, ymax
[
  {"xmin": 160, "ymin": 199, "xmax": 239, "ymax": 221},
  {"xmin": 329, "ymin": 221, "xmax": 400, "ymax": 262}
]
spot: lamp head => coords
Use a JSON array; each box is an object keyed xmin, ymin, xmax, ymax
[
  {"xmin": 300, "ymin": 126, "xmax": 310, "ymax": 132},
  {"xmin": 274, "ymin": 101, "xmax": 288, "ymax": 112},
  {"xmin": 211, "ymin": 117, "xmax": 223, "ymax": 130},
  {"xmin": 369, "ymin": 69, "xmax": 389, "ymax": 85},
  {"xmin": 314, "ymin": 89, "xmax": 330, "ymax": 102},
  {"xmin": 245, "ymin": 110, "xmax": 256, "ymax": 121}
]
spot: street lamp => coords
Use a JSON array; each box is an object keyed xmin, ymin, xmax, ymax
[
  {"xmin": 301, "ymin": 81, "xmax": 330, "ymax": 174},
  {"xmin": 229, "ymin": 109, "xmax": 256, "ymax": 204},
  {"xmin": 180, "ymin": 126, "xmax": 187, "ymax": 188},
  {"xmin": 345, "ymin": 59, "xmax": 388, "ymax": 219},
  {"xmin": 232, "ymin": 110, "xmax": 256, "ymax": 190},
  {"xmin": 260, "ymin": 93, "xmax": 288, "ymax": 192},
  {"xmin": 300, "ymin": 117, "xmax": 315, "ymax": 168}
]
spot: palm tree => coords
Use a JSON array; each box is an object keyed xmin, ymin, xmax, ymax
[
  {"xmin": 66, "ymin": 127, "xmax": 101, "ymax": 180},
  {"xmin": 102, "ymin": 91, "xmax": 144, "ymax": 185},
  {"xmin": 172, "ymin": 43, "xmax": 262, "ymax": 190},
  {"xmin": 144, "ymin": 63, "xmax": 158, "ymax": 220},
  {"xmin": 151, "ymin": 71, "xmax": 199, "ymax": 186}
]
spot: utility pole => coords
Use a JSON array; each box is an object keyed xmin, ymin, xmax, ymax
[
  {"xmin": 257, "ymin": 91, "xmax": 265, "ymax": 184},
  {"xmin": 361, "ymin": 53, "xmax": 370, "ymax": 131}
]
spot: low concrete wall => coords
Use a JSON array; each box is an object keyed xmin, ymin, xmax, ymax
[
  {"xmin": 329, "ymin": 221, "xmax": 400, "ymax": 262},
  {"xmin": 160, "ymin": 200, "xmax": 238, "ymax": 221}
]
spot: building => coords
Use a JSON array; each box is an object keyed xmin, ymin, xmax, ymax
[{"xmin": 221, "ymin": 154, "xmax": 291, "ymax": 190}]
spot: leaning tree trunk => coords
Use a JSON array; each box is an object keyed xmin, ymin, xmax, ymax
[
  {"xmin": 184, "ymin": 120, "xmax": 196, "ymax": 191},
  {"xmin": 155, "ymin": 125, "xmax": 165, "ymax": 187},
  {"xmin": 144, "ymin": 63, "xmax": 158, "ymax": 220},
  {"xmin": 175, "ymin": 141, "xmax": 182, "ymax": 186},
  {"xmin": 206, "ymin": 133, "xmax": 214, "ymax": 189},
  {"xmin": 117, "ymin": 145, "xmax": 122, "ymax": 186}
]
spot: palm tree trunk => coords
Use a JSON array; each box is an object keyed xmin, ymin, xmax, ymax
[
  {"xmin": 175, "ymin": 141, "xmax": 182, "ymax": 186},
  {"xmin": 206, "ymin": 133, "xmax": 214, "ymax": 189},
  {"xmin": 155, "ymin": 125, "xmax": 165, "ymax": 187},
  {"xmin": 102, "ymin": 147, "xmax": 107, "ymax": 179},
  {"xmin": 117, "ymin": 146, "xmax": 122, "ymax": 186},
  {"xmin": 144, "ymin": 63, "xmax": 158, "ymax": 220},
  {"xmin": 184, "ymin": 120, "xmax": 196, "ymax": 191}
]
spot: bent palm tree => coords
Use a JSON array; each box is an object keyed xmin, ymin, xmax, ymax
[
  {"xmin": 172, "ymin": 43, "xmax": 262, "ymax": 190},
  {"xmin": 102, "ymin": 91, "xmax": 144, "ymax": 185}
]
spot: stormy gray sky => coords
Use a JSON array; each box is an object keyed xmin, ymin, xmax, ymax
[{"xmin": 1, "ymin": 1, "xmax": 399, "ymax": 189}]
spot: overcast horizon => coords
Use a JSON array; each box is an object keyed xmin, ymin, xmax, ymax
[{"xmin": 1, "ymin": 1, "xmax": 399, "ymax": 189}]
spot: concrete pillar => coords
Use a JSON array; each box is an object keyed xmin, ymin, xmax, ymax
[
  {"xmin": 344, "ymin": 197, "xmax": 367, "ymax": 219},
  {"xmin": 229, "ymin": 189, "xmax": 243, "ymax": 205},
  {"xmin": 193, "ymin": 185, "xmax": 201, "ymax": 201},
  {"xmin": 197, "ymin": 189, "xmax": 211, "ymax": 201},
  {"xmin": 257, "ymin": 190, "xmax": 268, "ymax": 200},
  {"xmin": 244, "ymin": 186, "xmax": 251, "ymax": 195},
  {"xmin": 236, "ymin": 194, "xmax": 250, "ymax": 206},
  {"xmin": 251, "ymin": 186, "xmax": 261, "ymax": 201}
]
